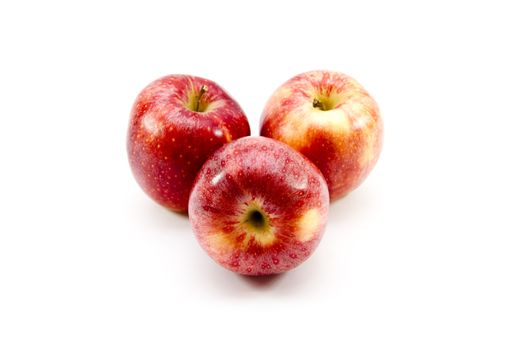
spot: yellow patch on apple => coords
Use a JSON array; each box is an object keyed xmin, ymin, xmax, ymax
[
  {"xmin": 296, "ymin": 208, "xmax": 321, "ymax": 242},
  {"xmin": 309, "ymin": 109, "xmax": 352, "ymax": 134},
  {"xmin": 207, "ymin": 232, "xmax": 235, "ymax": 254},
  {"xmin": 279, "ymin": 106, "xmax": 351, "ymax": 150}
]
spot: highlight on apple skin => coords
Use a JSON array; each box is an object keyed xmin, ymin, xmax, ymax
[
  {"xmin": 127, "ymin": 75, "xmax": 250, "ymax": 212},
  {"xmin": 188, "ymin": 137, "xmax": 329, "ymax": 275},
  {"xmin": 260, "ymin": 70, "xmax": 383, "ymax": 201}
]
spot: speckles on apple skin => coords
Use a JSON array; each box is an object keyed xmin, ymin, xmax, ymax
[
  {"xmin": 127, "ymin": 75, "xmax": 250, "ymax": 212},
  {"xmin": 260, "ymin": 70, "xmax": 383, "ymax": 201},
  {"xmin": 189, "ymin": 137, "xmax": 330, "ymax": 276}
]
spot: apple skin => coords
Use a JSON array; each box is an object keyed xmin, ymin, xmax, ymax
[
  {"xmin": 260, "ymin": 70, "xmax": 383, "ymax": 201},
  {"xmin": 127, "ymin": 75, "xmax": 250, "ymax": 212},
  {"xmin": 189, "ymin": 137, "xmax": 329, "ymax": 276}
]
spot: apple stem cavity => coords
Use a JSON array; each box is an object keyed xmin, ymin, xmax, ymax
[
  {"xmin": 242, "ymin": 207, "xmax": 271, "ymax": 234},
  {"xmin": 194, "ymin": 85, "xmax": 209, "ymax": 112},
  {"xmin": 246, "ymin": 210, "xmax": 265, "ymax": 229},
  {"xmin": 313, "ymin": 98, "xmax": 327, "ymax": 111}
]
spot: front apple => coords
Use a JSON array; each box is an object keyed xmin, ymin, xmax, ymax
[
  {"xmin": 189, "ymin": 137, "xmax": 329, "ymax": 275},
  {"xmin": 260, "ymin": 70, "xmax": 383, "ymax": 201},
  {"xmin": 127, "ymin": 75, "xmax": 250, "ymax": 212}
]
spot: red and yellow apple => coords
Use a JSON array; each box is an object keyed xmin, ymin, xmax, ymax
[
  {"xmin": 260, "ymin": 70, "xmax": 383, "ymax": 201},
  {"xmin": 127, "ymin": 75, "xmax": 250, "ymax": 212},
  {"xmin": 189, "ymin": 137, "xmax": 329, "ymax": 275}
]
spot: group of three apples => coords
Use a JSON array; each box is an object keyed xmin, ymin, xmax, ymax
[{"xmin": 127, "ymin": 71, "xmax": 383, "ymax": 275}]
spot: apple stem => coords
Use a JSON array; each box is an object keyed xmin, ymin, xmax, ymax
[
  {"xmin": 195, "ymin": 85, "xmax": 208, "ymax": 112},
  {"xmin": 313, "ymin": 98, "xmax": 326, "ymax": 111}
]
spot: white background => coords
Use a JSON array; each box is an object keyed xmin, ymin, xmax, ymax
[{"xmin": 1, "ymin": 1, "xmax": 524, "ymax": 349}]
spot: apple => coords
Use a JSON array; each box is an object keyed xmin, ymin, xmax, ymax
[
  {"xmin": 189, "ymin": 136, "xmax": 329, "ymax": 275},
  {"xmin": 260, "ymin": 70, "xmax": 383, "ymax": 201},
  {"xmin": 127, "ymin": 75, "xmax": 250, "ymax": 212}
]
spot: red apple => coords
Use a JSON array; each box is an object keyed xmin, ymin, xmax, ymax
[
  {"xmin": 189, "ymin": 137, "xmax": 329, "ymax": 275},
  {"xmin": 260, "ymin": 70, "xmax": 383, "ymax": 201},
  {"xmin": 127, "ymin": 75, "xmax": 250, "ymax": 212}
]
